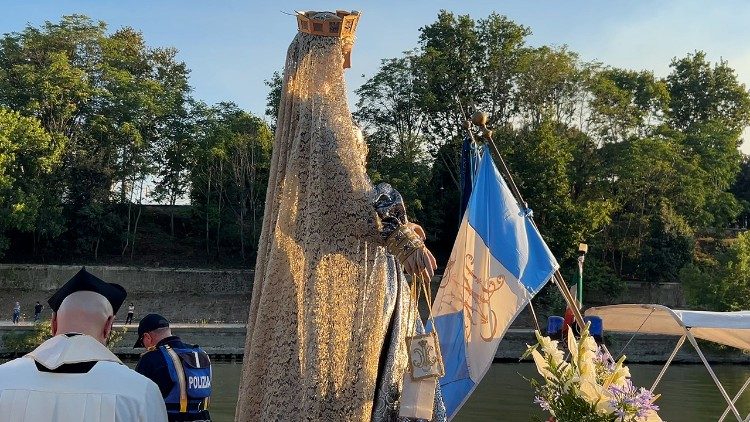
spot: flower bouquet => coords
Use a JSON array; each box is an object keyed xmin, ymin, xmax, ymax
[{"xmin": 523, "ymin": 327, "xmax": 661, "ymax": 422}]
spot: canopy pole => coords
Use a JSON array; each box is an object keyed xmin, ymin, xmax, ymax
[
  {"xmin": 650, "ymin": 335, "xmax": 685, "ymax": 392},
  {"xmin": 718, "ymin": 375, "xmax": 750, "ymax": 422},
  {"xmin": 685, "ymin": 329, "xmax": 742, "ymax": 421},
  {"xmin": 601, "ymin": 343, "xmax": 616, "ymax": 365}
]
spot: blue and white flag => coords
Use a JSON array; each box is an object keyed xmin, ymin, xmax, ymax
[{"xmin": 429, "ymin": 152, "xmax": 559, "ymax": 420}]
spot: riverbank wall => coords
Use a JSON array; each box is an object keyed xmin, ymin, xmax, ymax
[
  {"xmin": 0, "ymin": 264, "xmax": 253, "ymax": 323},
  {"xmin": 0, "ymin": 264, "xmax": 686, "ymax": 325}
]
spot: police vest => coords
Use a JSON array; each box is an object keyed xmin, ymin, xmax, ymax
[{"xmin": 160, "ymin": 344, "xmax": 212, "ymax": 415}]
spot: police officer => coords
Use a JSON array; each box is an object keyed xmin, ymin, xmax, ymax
[{"xmin": 135, "ymin": 314, "xmax": 212, "ymax": 422}]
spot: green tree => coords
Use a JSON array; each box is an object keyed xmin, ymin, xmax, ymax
[
  {"xmin": 355, "ymin": 54, "xmax": 431, "ymax": 220},
  {"xmin": 0, "ymin": 15, "xmax": 192, "ymax": 259},
  {"xmin": 587, "ymin": 68, "xmax": 669, "ymax": 143},
  {"xmin": 414, "ymin": 11, "xmax": 532, "ymax": 145},
  {"xmin": 189, "ymin": 103, "xmax": 272, "ymax": 262},
  {"xmin": 221, "ymin": 106, "xmax": 272, "ymax": 262},
  {"xmin": 356, "ymin": 55, "xmax": 426, "ymax": 163},
  {"xmin": 475, "ymin": 13, "xmax": 530, "ymax": 124},
  {"xmin": 0, "ymin": 108, "xmax": 65, "ymax": 256},
  {"xmin": 264, "ymin": 71, "xmax": 282, "ymax": 130},
  {"xmin": 151, "ymin": 62, "xmax": 194, "ymax": 237},
  {"xmin": 666, "ymin": 53, "xmax": 750, "ymax": 228},
  {"xmin": 505, "ymin": 121, "xmax": 613, "ymax": 259},
  {"xmin": 420, "ymin": 140, "xmax": 462, "ymax": 262},
  {"xmin": 730, "ymin": 156, "xmax": 750, "ymax": 226},
  {"xmin": 681, "ymin": 231, "xmax": 750, "ymax": 311},
  {"xmin": 515, "ymin": 46, "xmax": 587, "ymax": 128},
  {"xmin": 415, "ymin": 11, "xmax": 481, "ymax": 148},
  {"xmin": 668, "ymin": 51, "xmax": 750, "ymax": 132},
  {"xmin": 641, "ymin": 203, "xmax": 695, "ymax": 283},
  {"xmin": 598, "ymin": 131, "xmax": 705, "ymax": 279}
]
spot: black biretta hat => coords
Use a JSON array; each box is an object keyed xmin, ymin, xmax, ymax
[{"xmin": 47, "ymin": 267, "xmax": 127, "ymax": 314}]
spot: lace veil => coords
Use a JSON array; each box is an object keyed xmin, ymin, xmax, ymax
[{"xmin": 235, "ymin": 32, "xmax": 394, "ymax": 421}]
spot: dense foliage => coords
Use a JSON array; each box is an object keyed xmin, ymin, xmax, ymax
[
  {"xmin": 1, "ymin": 319, "xmax": 127, "ymax": 355},
  {"xmin": 680, "ymin": 232, "xmax": 750, "ymax": 311},
  {"xmin": 354, "ymin": 11, "xmax": 750, "ymax": 307},
  {"xmin": 0, "ymin": 16, "xmax": 271, "ymax": 265},
  {"xmin": 1, "ymin": 13, "xmax": 750, "ymax": 309}
]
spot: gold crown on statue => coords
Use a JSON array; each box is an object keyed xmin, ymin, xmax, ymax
[
  {"xmin": 296, "ymin": 10, "xmax": 360, "ymax": 38},
  {"xmin": 296, "ymin": 10, "xmax": 361, "ymax": 68}
]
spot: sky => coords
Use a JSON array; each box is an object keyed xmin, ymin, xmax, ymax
[{"xmin": 1, "ymin": 0, "xmax": 750, "ymax": 150}]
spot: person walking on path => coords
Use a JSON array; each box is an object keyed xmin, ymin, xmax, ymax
[
  {"xmin": 12, "ymin": 301, "xmax": 20, "ymax": 324},
  {"xmin": 126, "ymin": 302, "xmax": 135, "ymax": 324},
  {"xmin": 34, "ymin": 301, "xmax": 43, "ymax": 322}
]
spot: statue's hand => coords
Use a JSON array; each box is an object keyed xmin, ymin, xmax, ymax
[
  {"xmin": 407, "ymin": 223, "xmax": 426, "ymax": 241},
  {"xmin": 386, "ymin": 222, "xmax": 437, "ymax": 280},
  {"xmin": 404, "ymin": 245, "xmax": 437, "ymax": 281},
  {"xmin": 402, "ymin": 223, "xmax": 435, "ymax": 279}
]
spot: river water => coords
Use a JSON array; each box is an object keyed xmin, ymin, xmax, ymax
[
  {"xmin": 205, "ymin": 362, "xmax": 750, "ymax": 421},
  {"xmin": 2, "ymin": 358, "xmax": 748, "ymax": 420}
]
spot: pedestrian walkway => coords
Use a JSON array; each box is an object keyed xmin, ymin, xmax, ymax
[
  {"xmin": 0, "ymin": 319, "xmax": 247, "ymax": 329},
  {"xmin": 115, "ymin": 322, "xmax": 247, "ymax": 329},
  {"xmin": 0, "ymin": 319, "xmax": 35, "ymax": 327}
]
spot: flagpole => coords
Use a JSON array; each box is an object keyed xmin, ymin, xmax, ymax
[{"xmin": 459, "ymin": 109, "xmax": 587, "ymax": 330}]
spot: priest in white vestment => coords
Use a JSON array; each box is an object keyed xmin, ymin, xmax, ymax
[{"xmin": 0, "ymin": 268, "xmax": 167, "ymax": 422}]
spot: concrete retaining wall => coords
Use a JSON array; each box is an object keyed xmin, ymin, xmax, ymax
[
  {"xmin": 1, "ymin": 265, "xmax": 692, "ymax": 325},
  {"xmin": 588, "ymin": 282, "xmax": 686, "ymax": 308},
  {"xmin": 494, "ymin": 330, "xmax": 750, "ymax": 364},
  {"xmin": 0, "ymin": 264, "xmax": 253, "ymax": 323}
]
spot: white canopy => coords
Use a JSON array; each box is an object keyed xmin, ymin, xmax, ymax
[{"xmin": 585, "ymin": 304, "xmax": 750, "ymax": 351}]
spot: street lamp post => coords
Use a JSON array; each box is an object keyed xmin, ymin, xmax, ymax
[{"xmin": 577, "ymin": 243, "xmax": 588, "ymax": 308}]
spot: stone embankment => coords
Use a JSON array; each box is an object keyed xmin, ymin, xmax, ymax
[
  {"xmin": 0, "ymin": 264, "xmax": 687, "ymax": 325},
  {"xmin": 0, "ymin": 264, "xmax": 253, "ymax": 323}
]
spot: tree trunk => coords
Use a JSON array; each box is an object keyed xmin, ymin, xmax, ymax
[
  {"xmin": 239, "ymin": 187, "xmax": 247, "ymax": 262},
  {"xmin": 122, "ymin": 182, "xmax": 133, "ymax": 257},
  {"xmin": 170, "ymin": 192, "xmax": 176, "ymax": 238},
  {"xmin": 215, "ymin": 161, "xmax": 223, "ymax": 257},
  {"xmin": 130, "ymin": 178, "xmax": 145, "ymax": 261},
  {"xmin": 216, "ymin": 190, "xmax": 222, "ymax": 256},
  {"xmin": 205, "ymin": 172, "xmax": 212, "ymax": 256},
  {"xmin": 131, "ymin": 205, "xmax": 142, "ymax": 261}
]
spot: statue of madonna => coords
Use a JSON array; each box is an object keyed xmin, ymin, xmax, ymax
[{"xmin": 236, "ymin": 11, "xmax": 445, "ymax": 422}]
